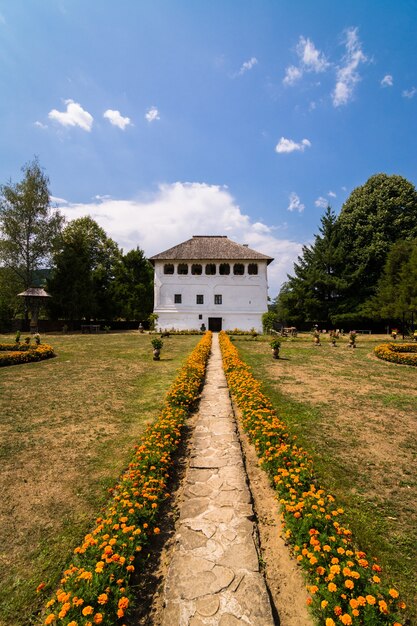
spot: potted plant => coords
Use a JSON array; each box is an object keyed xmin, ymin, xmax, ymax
[
  {"xmin": 151, "ymin": 337, "xmax": 163, "ymax": 360},
  {"xmin": 313, "ymin": 329, "xmax": 321, "ymax": 346},
  {"xmin": 270, "ymin": 338, "xmax": 281, "ymax": 359},
  {"xmin": 348, "ymin": 330, "xmax": 357, "ymax": 348}
]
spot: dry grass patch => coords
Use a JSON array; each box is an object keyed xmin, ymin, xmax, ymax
[
  {"xmin": 0, "ymin": 331, "xmax": 199, "ymax": 625},
  {"xmin": 235, "ymin": 333, "xmax": 417, "ymax": 624}
]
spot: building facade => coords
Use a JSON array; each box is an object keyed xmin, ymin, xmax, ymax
[{"xmin": 149, "ymin": 235, "xmax": 273, "ymax": 332}]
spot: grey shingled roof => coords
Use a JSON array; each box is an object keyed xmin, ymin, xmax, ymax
[{"xmin": 149, "ymin": 236, "xmax": 274, "ymax": 264}]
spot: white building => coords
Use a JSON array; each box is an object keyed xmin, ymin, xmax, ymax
[{"xmin": 149, "ymin": 235, "xmax": 273, "ymax": 332}]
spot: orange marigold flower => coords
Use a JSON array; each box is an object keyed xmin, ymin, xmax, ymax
[
  {"xmin": 118, "ymin": 597, "xmax": 129, "ymax": 610},
  {"xmin": 154, "ymin": 527, "xmax": 161, "ymax": 534},
  {"xmin": 93, "ymin": 615, "xmax": 103, "ymax": 624},
  {"xmin": 97, "ymin": 593, "xmax": 108, "ymax": 604},
  {"xmin": 366, "ymin": 595, "xmax": 376, "ymax": 605},
  {"xmin": 357, "ymin": 596, "xmax": 366, "ymax": 606},
  {"xmin": 306, "ymin": 597, "xmax": 313, "ymax": 606},
  {"xmin": 326, "ymin": 620, "xmax": 336, "ymax": 626},
  {"xmin": 378, "ymin": 600, "xmax": 388, "ymax": 614},
  {"xmin": 82, "ymin": 606, "xmax": 94, "ymax": 616},
  {"xmin": 352, "ymin": 610, "xmax": 359, "ymax": 617},
  {"xmin": 68, "ymin": 622, "xmax": 78, "ymax": 626},
  {"xmin": 345, "ymin": 579, "xmax": 354, "ymax": 589},
  {"xmin": 36, "ymin": 582, "xmax": 46, "ymax": 593},
  {"xmin": 340, "ymin": 615, "xmax": 352, "ymax": 625},
  {"xmin": 334, "ymin": 606, "xmax": 342, "ymax": 616},
  {"xmin": 398, "ymin": 600, "xmax": 406, "ymax": 609},
  {"xmin": 44, "ymin": 615, "xmax": 55, "ymax": 625},
  {"xmin": 389, "ymin": 588, "xmax": 399, "ymax": 598},
  {"xmin": 349, "ymin": 599, "xmax": 358, "ymax": 609},
  {"xmin": 372, "ymin": 575, "xmax": 381, "ymax": 583}
]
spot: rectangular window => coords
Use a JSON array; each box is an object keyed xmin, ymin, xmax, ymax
[
  {"xmin": 214, "ymin": 294, "xmax": 222, "ymax": 305},
  {"xmin": 196, "ymin": 294, "xmax": 204, "ymax": 304},
  {"xmin": 174, "ymin": 294, "xmax": 182, "ymax": 304}
]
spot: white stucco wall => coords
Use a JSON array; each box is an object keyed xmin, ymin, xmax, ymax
[{"xmin": 152, "ymin": 259, "xmax": 269, "ymax": 332}]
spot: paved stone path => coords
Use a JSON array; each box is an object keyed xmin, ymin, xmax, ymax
[{"xmin": 160, "ymin": 334, "xmax": 275, "ymax": 626}]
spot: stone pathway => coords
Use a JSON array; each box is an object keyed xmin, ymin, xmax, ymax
[{"xmin": 160, "ymin": 334, "xmax": 275, "ymax": 626}]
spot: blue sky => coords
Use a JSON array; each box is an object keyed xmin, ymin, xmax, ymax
[{"xmin": 1, "ymin": 0, "xmax": 417, "ymax": 296}]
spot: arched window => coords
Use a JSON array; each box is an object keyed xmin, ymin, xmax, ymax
[
  {"xmin": 248, "ymin": 263, "xmax": 258, "ymax": 275},
  {"xmin": 178, "ymin": 263, "xmax": 188, "ymax": 274},
  {"xmin": 191, "ymin": 264, "xmax": 202, "ymax": 275},
  {"xmin": 219, "ymin": 263, "xmax": 230, "ymax": 275},
  {"xmin": 233, "ymin": 263, "xmax": 244, "ymax": 275},
  {"xmin": 164, "ymin": 263, "xmax": 174, "ymax": 275},
  {"xmin": 205, "ymin": 263, "xmax": 216, "ymax": 275}
]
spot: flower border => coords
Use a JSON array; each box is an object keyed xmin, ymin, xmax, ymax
[
  {"xmin": 375, "ymin": 343, "xmax": 417, "ymax": 366},
  {"xmin": 38, "ymin": 332, "xmax": 212, "ymax": 625},
  {"xmin": 0, "ymin": 343, "xmax": 55, "ymax": 366},
  {"xmin": 219, "ymin": 331, "xmax": 405, "ymax": 626}
]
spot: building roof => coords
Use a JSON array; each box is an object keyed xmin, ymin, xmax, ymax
[{"xmin": 149, "ymin": 236, "xmax": 274, "ymax": 264}]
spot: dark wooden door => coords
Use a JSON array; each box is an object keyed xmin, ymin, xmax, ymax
[{"xmin": 208, "ymin": 317, "xmax": 222, "ymax": 332}]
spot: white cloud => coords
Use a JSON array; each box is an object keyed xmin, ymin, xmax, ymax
[
  {"xmin": 283, "ymin": 65, "xmax": 303, "ymax": 86},
  {"xmin": 287, "ymin": 192, "xmax": 305, "ymax": 213},
  {"xmin": 34, "ymin": 121, "xmax": 48, "ymax": 129},
  {"xmin": 402, "ymin": 87, "xmax": 416, "ymax": 99},
  {"xmin": 296, "ymin": 36, "xmax": 329, "ymax": 73},
  {"xmin": 381, "ymin": 74, "xmax": 393, "ymax": 87},
  {"xmin": 103, "ymin": 109, "xmax": 131, "ymax": 130},
  {"xmin": 328, "ymin": 191, "xmax": 337, "ymax": 198},
  {"xmin": 145, "ymin": 106, "xmax": 160, "ymax": 122},
  {"xmin": 50, "ymin": 195, "xmax": 68, "ymax": 205},
  {"xmin": 332, "ymin": 27, "xmax": 367, "ymax": 107},
  {"xmin": 238, "ymin": 57, "xmax": 258, "ymax": 75},
  {"xmin": 48, "ymin": 99, "xmax": 93, "ymax": 131},
  {"xmin": 315, "ymin": 196, "xmax": 328, "ymax": 208},
  {"xmin": 275, "ymin": 137, "xmax": 311, "ymax": 154},
  {"xmin": 56, "ymin": 182, "xmax": 302, "ymax": 296}
]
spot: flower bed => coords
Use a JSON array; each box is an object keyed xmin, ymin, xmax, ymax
[
  {"xmin": 375, "ymin": 343, "xmax": 417, "ymax": 366},
  {"xmin": 38, "ymin": 332, "xmax": 212, "ymax": 625},
  {"xmin": 219, "ymin": 332, "xmax": 406, "ymax": 626},
  {"xmin": 0, "ymin": 343, "xmax": 55, "ymax": 366}
]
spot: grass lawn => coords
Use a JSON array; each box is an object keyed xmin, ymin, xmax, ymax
[
  {"xmin": 0, "ymin": 331, "xmax": 200, "ymax": 626},
  {"xmin": 234, "ymin": 332, "xmax": 417, "ymax": 624}
]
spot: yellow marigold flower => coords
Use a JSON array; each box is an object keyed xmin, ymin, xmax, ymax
[
  {"xmin": 372, "ymin": 575, "xmax": 381, "ymax": 583},
  {"xmin": 389, "ymin": 588, "xmax": 399, "ymax": 598},
  {"xmin": 321, "ymin": 600, "xmax": 328, "ymax": 609},
  {"xmin": 330, "ymin": 564, "xmax": 340, "ymax": 575},
  {"xmin": 328, "ymin": 582, "xmax": 337, "ymax": 592},
  {"xmin": 46, "ymin": 599, "xmax": 55, "ymax": 608}
]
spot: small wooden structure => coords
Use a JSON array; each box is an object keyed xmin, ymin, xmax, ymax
[{"xmin": 17, "ymin": 287, "xmax": 51, "ymax": 334}]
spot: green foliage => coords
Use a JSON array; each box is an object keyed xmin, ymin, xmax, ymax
[
  {"xmin": 151, "ymin": 337, "xmax": 163, "ymax": 350},
  {"xmin": 368, "ymin": 239, "xmax": 417, "ymax": 320},
  {"xmin": 148, "ymin": 312, "xmax": 159, "ymax": 331},
  {"xmin": 338, "ymin": 173, "xmax": 417, "ymax": 310},
  {"xmin": 275, "ymin": 206, "xmax": 349, "ymax": 325},
  {"xmin": 261, "ymin": 310, "xmax": 278, "ymax": 333},
  {"xmin": 0, "ymin": 158, "xmax": 63, "ymax": 289},
  {"xmin": 111, "ymin": 248, "xmax": 154, "ymax": 320},
  {"xmin": 276, "ymin": 175, "xmax": 417, "ymax": 325},
  {"xmin": 47, "ymin": 216, "xmax": 121, "ymax": 320}
]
